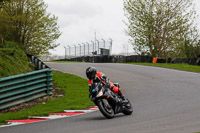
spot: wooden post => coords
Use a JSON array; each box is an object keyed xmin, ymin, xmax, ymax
[{"xmin": 0, "ymin": 38, "xmax": 3, "ymax": 44}]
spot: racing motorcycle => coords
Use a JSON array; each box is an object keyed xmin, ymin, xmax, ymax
[{"xmin": 89, "ymin": 82, "xmax": 133, "ymax": 119}]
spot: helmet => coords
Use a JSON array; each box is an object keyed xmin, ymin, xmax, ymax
[{"xmin": 86, "ymin": 67, "xmax": 97, "ymax": 80}]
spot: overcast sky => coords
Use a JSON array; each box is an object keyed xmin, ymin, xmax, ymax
[{"xmin": 44, "ymin": 0, "xmax": 200, "ymax": 56}]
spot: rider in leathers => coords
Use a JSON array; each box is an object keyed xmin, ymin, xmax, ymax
[{"xmin": 86, "ymin": 67, "xmax": 125, "ymax": 100}]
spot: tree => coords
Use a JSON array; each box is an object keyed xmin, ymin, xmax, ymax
[
  {"xmin": 124, "ymin": 0, "xmax": 199, "ymax": 59},
  {"xmin": 0, "ymin": 0, "xmax": 61, "ymax": 56}
]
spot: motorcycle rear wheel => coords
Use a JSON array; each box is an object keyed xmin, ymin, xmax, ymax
[{"xmin": 97, "ymin": 99, "xmax": 114, "ymax": 119}]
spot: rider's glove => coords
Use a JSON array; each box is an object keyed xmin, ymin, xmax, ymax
[{"xmin": 105, "ymin": 83, "xmax": 110, "ymax": 88}]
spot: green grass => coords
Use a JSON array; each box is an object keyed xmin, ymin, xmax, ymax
[
  {"xmin": 0, "ymin": 72, "xmax": 93, "ymax": 125},
  {"xmin": 127, "ymin": 63, "xmax": 200, "ymax": 73},
  {"xmin": 0, "ymin": 48, "xmax": 34, "ymax": 78}
]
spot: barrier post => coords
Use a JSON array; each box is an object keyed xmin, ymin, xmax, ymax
[{"xmin": 153, "ymin": 57, "xmax": 157, "ymax": 63}]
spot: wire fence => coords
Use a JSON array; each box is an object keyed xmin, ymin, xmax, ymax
[{"xmin": 64, "ymin": 39, "xmax": 112, "ymax": 58}]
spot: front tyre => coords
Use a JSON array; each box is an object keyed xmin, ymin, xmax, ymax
[
  {"xmin": 97, "ymin": 99, "xmax": 114, "ymax": 119},
  {"xmin": 122, "ymin": 99, "xmax": 133, "ymax": 115}
]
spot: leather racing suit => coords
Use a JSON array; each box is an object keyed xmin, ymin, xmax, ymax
[{"xmin": 88, "ymin": 72, "xmax": 122, "ymax": 96}]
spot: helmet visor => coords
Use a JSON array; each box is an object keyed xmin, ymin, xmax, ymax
[{"xmin": 86, "ymin": 71, "xmax": 95, "ymax": 80}]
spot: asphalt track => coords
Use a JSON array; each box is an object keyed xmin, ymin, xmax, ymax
[{"xmin": 1, "ymin": 63, "xmax": 200, "ymax": 133}]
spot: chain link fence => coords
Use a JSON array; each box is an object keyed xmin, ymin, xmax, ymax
[{"xmin": 64, "ymin": 39, "xmax": 112, "ymax": 58}]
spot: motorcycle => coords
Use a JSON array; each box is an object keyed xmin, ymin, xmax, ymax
[{"xmin": 89, "ymin": 82, "xmax": 133, "ymax": 119}]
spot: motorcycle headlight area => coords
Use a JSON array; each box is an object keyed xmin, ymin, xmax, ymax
[{"xmin": 96, "ymin": 90, "xmax": 103, "ymax": 97}]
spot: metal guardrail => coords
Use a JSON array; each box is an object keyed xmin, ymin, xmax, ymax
[
  {"xmin": 0, "ymin": 68, "xmax": 53, "ymax": 110},
  {"xmin": 27, "ymin": 54, "xmax": 50, "ymax": 70}
]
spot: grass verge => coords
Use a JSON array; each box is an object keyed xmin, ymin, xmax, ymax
[
  {"xmin": 0, "ymin": 72, "xmax": 94, "ymax": 125},
  {"xmin": 127, "ymin": 63, "xmax": 200, "ymax": 73}
]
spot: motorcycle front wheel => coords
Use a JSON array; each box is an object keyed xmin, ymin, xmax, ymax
[
  {"xmin": 97, "ymin": 99, "xmax": 114, "ymax": 119},
  {"xmin": 122, "ymin": 99, "xmax": 133, "ymax": 115}
]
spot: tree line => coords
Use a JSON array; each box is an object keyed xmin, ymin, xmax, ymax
[
  {"xmin": 124, "ymin": 0, "xmax": 200, "ymax": 59},
  {"xmin": 0, "ymin": 0, "xmax": 61, "ymax": 56}
]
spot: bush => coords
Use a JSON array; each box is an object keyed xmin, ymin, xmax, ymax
[{"xmin": 0, "ymin": 41, "xmax": 19, "ymax": 49}]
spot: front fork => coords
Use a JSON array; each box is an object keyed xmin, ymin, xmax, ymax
[{"xmin": 103, "ymin": 90, "xmax": 123, "ymax": 114}]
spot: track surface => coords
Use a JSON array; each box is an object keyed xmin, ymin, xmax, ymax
[{"xmin": 1, "ymin": 63, "xmax": 200, "ymax": 133}]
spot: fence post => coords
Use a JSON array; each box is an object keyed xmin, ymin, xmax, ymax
[
  {"xmin": 46, "ymin": 69, "xmax": 52, "ymax": 95},
  {"xmin": 86, "ymin": 42, "xmax": 90, "ymax": 55},
  {"xmin": 91, "ymin": 41, "xmax": 94, "ymax": 53},
  {"xmin": 1, "ymin": 38, "xmax": 4, "ymax": 46},
  {"xmin": 64, "ymin": 46, "xmax": 67, "ymax": 61},
  {"xmin": 96, "ymin": 40, "xmax": 100, "ymax": 55},
  {"xmin": 82, "ymin": 43, "xmax": 86, "ymax": 56},
  {"xmin": 102, "ymin": 39, "xmax": 105, "ymax": 48},
  {"xmin": 73, "ymin": 44, "xmax": 76, "ymax": 57},
  {"xmin": 78, "ymin": 44, "xmax": 81, "ymax": 56},
  {"xmin": 67, "ymin": 45, "xmax": 71, "ymax": 57},
  {"xmin": 39, "ymin": 62, "xmax": 41, "ymax": 70},
  {"xmin": 109, "ymin": 38, "xmax": 112, "ymax": 55}
]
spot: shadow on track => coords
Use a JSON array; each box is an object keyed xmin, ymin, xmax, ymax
[{"xmin": 80, "ymin": 113, "xmax": 129, "ymax": 121}]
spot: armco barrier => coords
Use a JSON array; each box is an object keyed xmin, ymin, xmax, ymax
[
  {"xmin": 0, "ymin": 68, "xmax": 52, "ymax": 110},
  {"xmin": 56, "ymin": 55, "xmax": 200, "ymax": 65},
  {"xmin": 27, "ymin": 54, "xmax": 50, "ymax": 70},
  {"xmin": 59, "ymin": 55, "xmax": 153, "ymax": 63}
]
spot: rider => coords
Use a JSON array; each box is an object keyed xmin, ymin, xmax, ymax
[{"xmin": 86, "ymin": 66, "xmax": 125, "ymax": 100}]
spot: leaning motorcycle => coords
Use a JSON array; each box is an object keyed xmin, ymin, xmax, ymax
[{"xmin": 89, "ymin": 82, "xmax": 133, "ymax": 119}]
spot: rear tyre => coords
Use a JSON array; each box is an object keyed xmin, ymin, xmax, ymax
[
  {"xmin": 97, "ymin": 99, "xmax": 114, "ymax": 119},
  {"xmin": 122, "ymin": 99, "xmax": 133, "ymax": 115}
]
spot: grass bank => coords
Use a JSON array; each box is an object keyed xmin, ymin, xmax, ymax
[
  {"xmin": 127, "ymin": 63, "xmax": 200, "ymax": 73},
  {"xmin": 0, "ymin": 48, "xmax": 34, "ymax": 78},
  {"xmin": 0, "ymin": 72, "xmax": 93, "ymax": 125}
]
